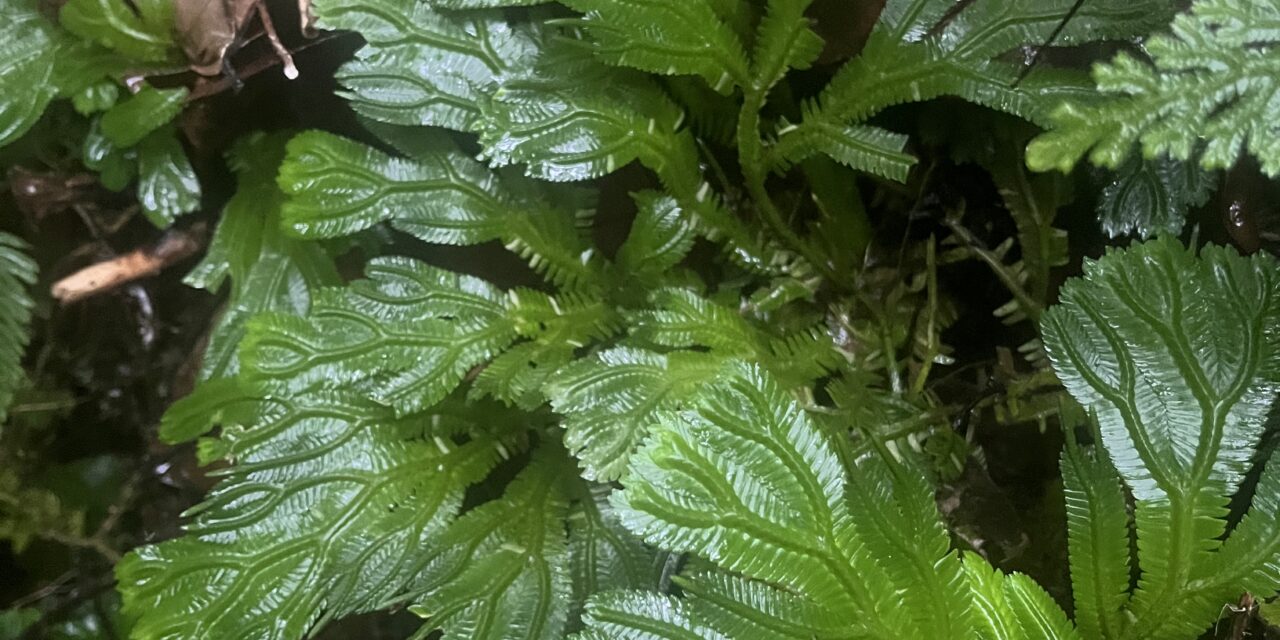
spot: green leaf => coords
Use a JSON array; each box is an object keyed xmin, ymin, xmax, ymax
[
  {"xmin": 158, "ymin": 377, "xmax": 258, "ymax": 443},
  {"xmin": 0, "ymin": 0, "xmax": 58, "ymax": 147},
  {"xmin": 751, "ymin": 0, "xmax": 822, "ymax": 78},
  {"xmin": 478, "ymin": 54, "xmax": 686, "ymax": 182},
  {"xmin": 775, "ymin": 0, "xmax": 1173, "ymax": 177},
  {"xmin": 187, "ymin": 132, "xmax": 339, "ymax": 379},
  {"xmin": 0, "ymin": 233, "xmax": 37, "ymax": 424},
  {"xmin": 1027, "ymin": 0, "xmax": 1280, "ymax": 175},
  {"xmin": 773, "ymin": 121, "xmax": 915, "ymax": 182},
  {"xmin": 1095, "ymin": 154, "xmax": 1215, "ymax": 239},
  {"xmin": 320, "ymin": 0, "xmax": 541, "ymax": 132},
  {"xmin": 135, "ymin": 128, "xmax": 200, "ymax": 227},
  {"xmin": 278, "ymin": 130, "xmax": 602, "ymax": 288},
  {"xmin": 410, "ymin": 446, "xmax": 572, "ymax": 639},
  {"xmin": 591, "ymin": 363, "xmax": 1074, "ymax": 639},
  {"xmin": 99, "ymin": 87, "xmax": 187, "ymax": 148},
  {"xmin": 1060, "ymin": 442, "xmax": 1132, "ymax": 640},
  {"xmin": 1042, "ymin": 238, "xmax": 1280, "ymax": 638},
  {"xmin": 60, "ymin": 0, "xmax": 176, "ymax": 62},
  {"xmin": 614, "ymin": 192, "xmax": 696, "ymax": 284},
  {"xmin": 567, "ymin": 482, "xmax": 670, "ymax": 627},
  {"xmin": 558, "ymin": 0, "xmax": 749, "ymax": 92},
  {"xmin": 82, "ymin": 117, "xmax": 136, "ymax": 191},
  {"xmin": 547, "ymin": 348, "xmax": 723, "ymax": 481},
  {"xmin": 118, "ymin": 393, "xmax": 510, "ymax": 640},
  {"xmin": 241, "ymin": 257, "xmax": 517, "ymax": 416}
]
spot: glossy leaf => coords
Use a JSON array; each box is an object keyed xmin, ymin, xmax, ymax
[
  {"xmin": 135, "ymin": 128, "xmax": 200, "ymax": 227},
  {"xmin": 60, "ymin": 0, "xmax": 176, "ymax": 62},
  {"xmin": 186, "ymin": 132, "xmax": 339, "ymax": 379},
  {"xmin": 558, "ymin": 0, "xmax": 750, "ymax": 92},
  {"xmin": 0, "ymin": 0, "xmax": 58, "ymax": 147},
  {"xmin": 118, "ymin": 393, "xmax": 510, "ymax": 640},
  {"xmin": 1042, "ymin": 238, "xmax": 1280, "ymax": 638},
  {"xmin": 1095, "ymin": 154, "xmax": 1215, "ymax": 239},
  {"xmin": 1061, "ymin": 443, "xmax": 1132, "ymax": 640},
  {"xmin": 99, "ymin": 87, "xmax": 188, "ymax": 148}
]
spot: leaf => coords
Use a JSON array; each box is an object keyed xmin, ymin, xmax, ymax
[
  {"xmin": 592, "ymin": 363, "xmax": 1074, "ymax": 639},
  {"xmin": 558, "ymin": 0, "xmax": 749, "ymax": 93},
  {"xmin": 1095, "ymin": 154, "xmax": 1215, "ymax": 239},
  {"xmin": 60, "ymin": 0, "xmax": 176, "ymax": 62},
  {"xmin": 158, "ymin": 377, "xmax": 258, "ymax": 443},
  {"xmin": 187, "ymin": 132, "xmax": 339, "ymax": 379},
  {"xmin": 751, "ymin": 0, "xmax": 823, "ymax": 78},
  {"xmin": 567, "ymin": 482, "xmax": 670, "ymax": 628},
  {"xmin": 135, "ymin": 128, "xmax": 200, "ymax": 227},
  {"xmin": 1026, "ymin": 0, "xmax": 1280, "ymax": 175},
  {"xmin": 773, "ymin": 120, "xmax": 915, "ymax": 182},
  {"xmin": 320, "ymin": 0, "xmax": 541, "ymax": 132},
  {"xmin": 0, "ymin": 233, "xmax": 37, "ymax": 424},
  {"xmin": 82, "ymin": 117, "xmax": 137, "ymax": 191},
  {"xmin": 1060, "ymin": 442, "xmax": 1132, "ymax": 640},
  {"xmin": 99, "ymin": 87, "xmax": 188, "ymax": 148},
  {"xmin": 547, "ymin": 348, "xmax": 723, "ymax": 481},
  {"xmin": 278, "ymin": 130, "xmax": 601, "ymax": 287},
  {"xmin": 241, "ymin": 257, "xmax": 517, "ymax": 416},
  {"xmin": 774, "ymin": 0, "xmax": 1173, "ymax": 176},
  {"xmin": 0, "ymin": 0, "xmax": 58, "ymax": 147},
  {"xmin": 1042, "ymin": 238, "xmax": 1280, "ymax": 638},
  {"xmin": 117, "ymin": 393, "xmax": 509, "ymax": 640},
  {"xmin": 409, "ymin": 445, "xmax": 572, "ymax": 640},
  {"xmin": 478, "ymin": 54, "xmax": 686, "ymax": 182},
  {"xmin": 614, "ymin": 192, "xmax": 696, "ymax": 284}
]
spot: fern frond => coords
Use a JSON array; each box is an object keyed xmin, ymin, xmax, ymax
[
  {"xmin": 613, "ymin": 191, "xmax": 696, "ymax": 285},
  {"xmin": 410, "ymin": 446, "xmax": 573, "ymax": 639},
  {"xmin": 0, "ymin": 233, "xmax": 36, "ymax": 424},
  {"xmin": 1060, "ymin": 442, "xmax": 1132, "ymax": 640},
  {"xmin": 318, "ymin": 0, "xmax": 539, "ymax": 132},
  {"xmin": 241, "ymin": 258, "xmax": 518, "ymax": 416},
  {"xmin": 558, "ymin": 0, "xmax": 750, "ymax": 93},
  {"xmin": 59, "ymin": 0, "xmax": 174, "ymax": 61},
  {"xmin": 1028, "ymin": 0, "xmax": 1280, "ymax": 175},
  {"xmin": 546, "ymin": 347, "xmax": 723, "ymax": 481},
  {"xmin": 583, "ymin": 362, "xmax": 1075, "ymax": 639},
  {"xmin": 1042, "ymin": 238, "xmax": 1280, "ymax": 638},
  {"xmin": 186, "ymin": 132, "xmax": 340, "ymax": 379},
  {"xmin": 118, "ymin": 392, "xmax": 514, "ymax": 640},
  {"xmin": 773, "ymin": 119, "xmax": 915, "ymax": 182},
  {"xmin": 567, "ymin": 482, "xmax": 671, "ymax": 627},
  {"xmin": 774, "ymin": 0, "xmax": 1172, "ymax": 180},
  {"xmin": 1095, "ymin": 154, "xmax": 1215, "ymax": 239}
]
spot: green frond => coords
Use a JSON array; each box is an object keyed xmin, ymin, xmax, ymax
[
  {"xmin": 630, "ymin": 288, "xmax": 756, "ymax": 355},
  {"xmin": 117, "ymin": 392, "xmax": 514, "ymax": 640},
  {"xmin": 1060, "ymin": 442, "xmax": 1132, "ymax": 640},
  {"xmin": 559, "ymin": 0, "xmax": 749, "ymax": 93},
  {"xmin": 99, "ymin": 87, "xmax": 186, "ymax": 148},
  {"xmin": 318, "ymin": 0, "xmax": 540, "ymax": 132},
  {"xmin": 613, "ymin": 191, "xmax": 696, "ymax": 284},
  {"xmin": 567, "ymin": 482, "xmax": 670, "ymax": 628},
  {"xmin": 0, "ymin": 233, "xmax": 36, "ymax": 424},
  {"xmin": 546, "ymin": 347, "xmax": 724, "ymax": 481},
  {"xmin": 1027, "ymin": 0, "xmax": 1280, "ymax": 175},
  {"xmin": 59, "ymin": 0, "xmax": 174, "ymax": 62},
  {"xmin": 1042, "ymin": 238, "xmax": 1280, "ymax": 638},
  {"xmin": 1095, "ymin": 155, "xmax": 1215, "ymax": 239},
  {"xmin": 0, "ymin": 0, "xmax": 59, "ymax": 146},
  {"xmin": 773, "ymin": 120, "xmax": 915, "ymax": 182},
  {"xmin": 158, "ymin": 377, "xmax": 259, "ymax": 443},
  {"xmin": 751, "ymin": 0, "xmax": 822, "ymax": 78},
  {"xmin": 410, "ymin": 446, "xmax": 572, "ymax": 639},
  {"xmin": 187, "ymin": 132, "xmax": 339, "ymax": 379},
  {"xmin": 0, "ymin": 468, "xmax": 85, "ymax": 554},
  {"xmin": 961, "ymin": 554, "xmax": 1082, "ymax": 640},
  {"xmin": 673, "ymin": 572, "xmax": 850, "ymax": 639},
  {"xmin": 575, "ymin": 590, "xmax": 729, "ymax": 640},
  {"xmin": 774, "ymin": 0, "xmax": 1172, "ymax": 180},
  {"xmin": 478, "ymin": 53, "xmax": 685, "ymax": 182},
  {"xmin": 241, "ymin": 258, "xmax": 517, "ymax": 417}
]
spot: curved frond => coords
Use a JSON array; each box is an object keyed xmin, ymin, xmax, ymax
[{"xmin": 0, "ymin": 233, "xmax": 36, "ymax": 423}]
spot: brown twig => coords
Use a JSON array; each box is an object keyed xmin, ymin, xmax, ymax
[{"xmin": 52, "ymin": 225, "xmax": 205, "ymax": 304}]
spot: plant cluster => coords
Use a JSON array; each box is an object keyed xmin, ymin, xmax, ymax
[{"xmin": 2, "ymin": 0, "xmax": 1280, "ymax": 638}]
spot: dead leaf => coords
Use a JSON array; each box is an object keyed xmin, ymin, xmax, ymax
[{"xmin": 173, "ymin": 0, "xmax": 257, "ymax": 76}]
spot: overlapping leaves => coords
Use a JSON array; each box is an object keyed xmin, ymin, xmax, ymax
[
  {"xmin": 578, "ymin": 363, "xmax": 1077, "ymax": 639},
  {"xmin": 1028, "ymin": 0, "xmax": 1280, "ymax": 176},
  {"xmin": 1043, "ymin": 238, "xmax": 1280, "ymax": 639},
  {"xmin": 0, "ymin": 234, "xmax": 36, "ymax": 424}
]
